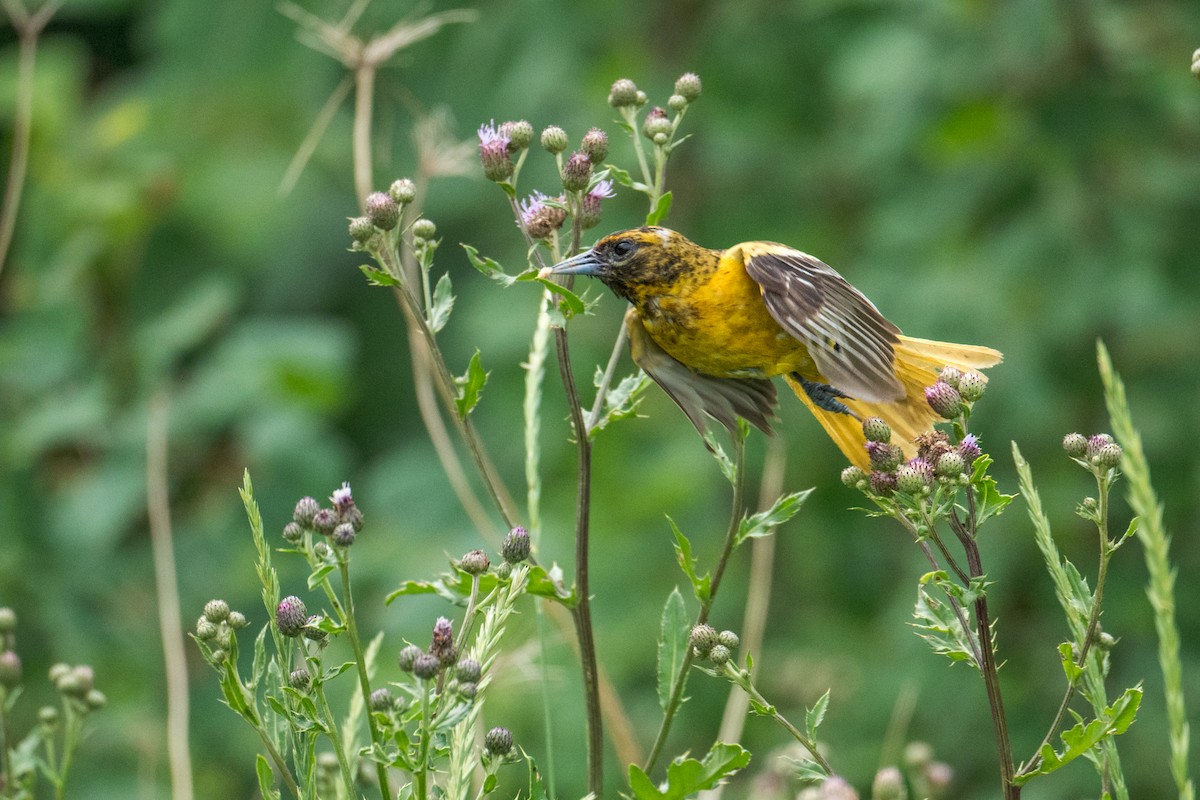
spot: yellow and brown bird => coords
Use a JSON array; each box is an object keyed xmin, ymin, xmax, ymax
[{"xmin": 546, "ymin": 227, "xmax": 1001, "ymax": 468}]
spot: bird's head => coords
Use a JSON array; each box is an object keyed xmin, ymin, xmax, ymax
[{"xmin": 540, "ymin": 227, "xmax": 714, "ymax": 303}]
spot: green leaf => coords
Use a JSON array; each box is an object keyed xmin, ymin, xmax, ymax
[
  {"xmin": 805, "ymin": 690, "xmax": 831, "ymax": 741},
  {"xmin": 588, "ymin": 370, "xmax": 651, "ymax": 437},
  {"xmin": 669, "ymin": 517, "xmax": 710, "ymax": 602},
  {"xmin": 517, "ymin": 272, "xmax": 587, "ymax": 319},
  {"xmin": 455, "ymin": 350, "xmax": 488, "ymax": 417},
  {"xmin": 307, "ymin": 562, "xmax": 336, "ymax": 590},
  {"xmin": 911, "ymin": 579, "xmax": 979, "ymax": 669},
  {"xmin": 255, "ymin": 754, "xmax": 281, "ymax": 800},
  {"xmin": 461, "ymin": 244, "xmax": 518, "ymax": 287},
  {"xmin": 359, "ymin": 264, "xmax": 400, "ymax": 287},
  {"xmin": 1015, "ymin": 687, "xmax": 1142, "ymax": 784},
  {"xmin": 736, "ymin": 489, "xmax": 813, "ymax": 547},
  {"xmin": 605, "ymin": 162, "xmax": 635, "ymax": 187},
  {"xmin": 657, "ymin": 587, "xmax": 689, "ymax": 712},
  {"xmin": 628, "ymin": 743, "xmax": 750, "ymax": 800},
  {"xmin": 1058, "ymin": 641, "xmax": 1083, "ymax": 682},
  {"xmin": 428, "ymin": 272, "xmax": 454, "ymax": 333},
  {"xmin": 702, "ymin": 430, "xmax": 737, "ymax": 485},
  {"xmin": 646, "ymin": 190, "xmax": 673, "ymax": 226},
  {"xmin": 969, "ymin": 453, "xmax": 1016, "ymax": 525}
]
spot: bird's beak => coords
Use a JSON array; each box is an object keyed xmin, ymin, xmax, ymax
[{"xmin": 538, "ymin": 249, "xmax": 602, "ymax": 280}]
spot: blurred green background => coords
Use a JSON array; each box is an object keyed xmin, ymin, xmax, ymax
[{"xmin": 2, "ymin": 0, "xmax": 1198, "ymax": 797}]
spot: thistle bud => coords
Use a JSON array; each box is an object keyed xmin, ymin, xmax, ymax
[
  {"xmin": 867, "ymin": 441, "xmax": 902, "ymax": 472},
  {"xmin": 540, "ymin": 125, "xmax": 569, "ymax": 154},
  {"xmin": 561, "ymin": 152, "xmax": 592, "ymax": 193},
  {"xmin": 500, "ymin": 120, "xmax": 534, "ymax": 151},
  {"xmin": 365, "ymin": 192, "xmax": 400, "ymax": 231},
  {"xmin": 1092, "ymin": 443, "xmax": 1123, "ymax": 469},
  {"xmin": 674, "ymin": 72, "xmax": 702, "ymax": 102},
  {"xmin": 926, "ymin": 762, "xmax": 953, "ymax": 793},
  {"xmin": 303, "ymin": 615, "xmax": 328, "ymax": 642},
  {"xmin": 456, "ymin": 658, "xmax": 482, "ymax": 683},
  {"xmin": 957, "ymin": 371, "xmax": 987, "ymax": 402},
  {"xmin": 642, "ymin": 107, "xmax": 672, "ymax": 141},
  {"xmin": 924, "ymin": 381, "xmax": 964, "ymax": 419},
  {"xmin": 1062, "ymin": 432, "xmax": 1088, "ymax": 457},
  {"xmin": 228, "ymin": 611, "xmax": 249, "ymax": 630},
  {"xmin": 841, "ymin": 465, "xmax": 868, "ymax": 490},
  {"xmin": 690, "ymin": 624, "xmax": 718, "ymax": 656},
  {"xmin": 203, "ymin": 599, "xmax": 230, "ymax": 623},
  {"xmin": 332, "ymin": 523, "xmax": 356, "ymax": 548},
  {"xmin": 397, "ymin": 644, "xmax": 423, "ymax": 673},
  {"xmin": 635, "ymin": 90, "xmax": 648, "ymax": 106},
  {"xmin": 341, "ymin": 504, "xmax": 364, "ymax": 532},
  {"xmin": 412, "ymin": 653, "xmax": 441, "ymax": 681},
  {"xmin": 289, "ymin": 668, "xmax": 311, "ymax": 691},
  {"xmin": 85, "ymin": 689, "xmax": 107, "ymax": 710},
  {"xmin": 896, "ymin": 459, "xmax": 933, "ymax": 494},
  {"xmin": 581, "ymin": 127, "xmax": 609, "ymax": 164},
  {"xmin": 431, "ymin": 617, "xmax": 456, "ymax": 665},
  {"xmin": 0, "ymin": 650, "xmax": 21, "ymax": 688},
  {"xmin": 313, "ymin": 540, "xmax": 331, "ymax": 559},
  {"xmin": 458, "ymin": 681, "xmax": 477, "ymax": 699},
  {"xmin": 937, "ymin": 366, "xmax": 962, "ymax": 389},
  {"xmin": 38, "ymin": 706, "xmax": 58, "ymax": 726},
  {"xmin": 411, "ymin": 218, "xmax": 437, "ymax": 241},
  {"xmin": 501, "ymin": 526, "xmax": 531, "ymax": 564},
  {"xmin": 667, "ymin": 93, "xmax": 688, "ymax": 113},
  {"xmin": 293, "ymin": 496, "xmax": 320, "ymax": 527},
  {"xmin": 349, "ymin": 216, "xmax": 375, "ymax": 243},
  {"xmin": 870, "ymin": 470, "xmax": 898, "ymax": 496},
  {"xmin": 717, "ymin": 630, "xmax": 740, "ymax": 650},
  {"xmin": 862, "ymin": 417, "xmax": 892, "ymax": 443},
  {"xmin": 904, "ymin": 741, "xmax": 933, "ymax": 769},
  {"xmin": 460, "ymin": 549, "xmax": 490, "ymax": 576},
  {"xmin": 608, "ymin": 78, "xmax": 640, "ymax": 108},
  {"xmin": 934, "ymin": 451, "xmax": 965, "ymax": 478},
  {"xmin": 282, "ymin": 521, "xmax": 303, "ymax": 542},
  {"xmin": 369, "ymin": 687, "xmax": 393, "ymax": 711},
  {"xmin": 478, "ymin": 121, "xmax": 513, "ymax": 183},
  {"xmin": 1086, "ymin": 434, "xmax": 1115, "ymax": 458},
  {"xmin": 958, "ymin": 434, "xmax": 982, "ymax": 465},
  {"xmin": 872, "ymin": 766, "xmax": 907, "ymax": 800},
  {"xmin": 0, "ymin": 607, "xmax": 14, "ymax": 634},
  {"xmin": 196, "ymin": 617, "xmax": 218, "ymax": 640},
  {"xmin": 485, "ymin": 726, "xmax": 514, "ymax": 756},
  {"xmin": 389, "ymin": 178, "xmax": 416, "ymax": 204},
  {"xmin": 276, "ymin": 596, "xmax": 308, "ymax": 638},
  {"xmin": 312, "ymin": 508, "xmax": 338, "ymax": 536},
  {"xmin": 708, "ymin": 644, "xmax": 731, "ymax": 665}
]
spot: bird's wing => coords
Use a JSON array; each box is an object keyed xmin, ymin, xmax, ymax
[
  {"xmin": 625, "ymin": 307, "xmax": 777, "ymax": 437},
  {"xmin": 739, "ymin": 243, "xmax": 904, "ymax": 403}
]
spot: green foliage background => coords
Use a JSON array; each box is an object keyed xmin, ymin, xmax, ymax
[{"xmin": 1, "ymin": 0, "xmax": 1197, "ymax": 797}]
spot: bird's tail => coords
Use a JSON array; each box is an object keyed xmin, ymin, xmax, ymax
[{"xmin": 786, "ymin": 336, "xmax": 1002, "ymax": 469}]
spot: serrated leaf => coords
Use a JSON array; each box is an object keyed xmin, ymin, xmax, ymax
[
  {"xmin": 606, "ymin": 162, "xmax": 635, "ymax": 187},
  {"xmin": 789, "ymin": 758, "xmax": 831, "ymax": 785},
  {"xmin": 461, "ymin": 244, "xmax": 519, "ymax": 287},
  {"xmin": 628, "ymin": 743, "xmax": 751, "ymax": 800},
  {"xmin": 805, "ymin": 690, "xmax": 831, "ymax": 740},
  {"xmin": 428, "ymin": 272, "xmax": 454, "ymax": 333},
  {"xmin": 1059, "ymin": 641, "xmax": 1083, "ymax": 682},
  {"xmin": 256, "ymin": 754, "xmax": 281, "ymax": 800},
  {"xmin": 307, "ymin": 562, "xmax": 336, "ymax": 590},
  {"xmin": 589, "ymin": 371, "xmax": 651, "ymax": 437},
  {"xmin": 525, "ymin": 275, "xmax": 586, "ymax": 319},
  {"xmin": 701, "ymin": 431, "xmax": 737, "ymax": 484},
  {"xmin": 455, "ymin": 350, "xmax": 488, "ymax": 417},
  {"xmin": 669, "ymin": 518, "xmax": 710, "ymax": 602},
  {"xmin": 646, "ymin": 190, "xmax": 673, "ymax": 226},
  {"xmin": 912, "ymin": 581, "xmax": 979, "ymax": 669},
  {"xmin": 736, "ymin": 489, "xmax": 812, "ymax": 547},
  {"xmin": 1015, "ymin": 687, "xmax": 1142, "ymax": 784},
  {"xmin": 658, "ymin": 588, "xmax": 689, "ymax": 712},
  {"xmin": 969, "ymin": 454, "xmax": 1016, "ymax": 525},
  {"xmin": 359, "ymin": 264, "xmax": 400, "ymax": 287}
]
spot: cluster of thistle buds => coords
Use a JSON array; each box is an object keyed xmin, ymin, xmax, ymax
[
  {"xmin": 284, "ymin": 481, "xmax": 365, "ymax": 552},
  {"xmin": 690, "ymin": 624, "xmax": 740, "ymax": 666},
  {"xmin": 608, "ymin": 73, "xmax": 702, "ymax": 146},
  {"xmin": 194, "ymin": 598, "xmax": 251, "ymax": 664},
  {"xmin": 348, "ymin": 178, "xmax": 420, "ymax": 249},
  {"xmin": 1062, "ymin": 432, "xmax": 1123, "ymax": 473},
  {"xmin": 273, "ymin": 595, "xmax": 328, "ymax": 646}
]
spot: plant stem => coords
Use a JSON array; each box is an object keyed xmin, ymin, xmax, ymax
[
  {"xmin": 336, "ymin": 558, "xmax": 391, "ymax": 800},
  {"xmin": 415, "ymin": 683, "xmax": 432, "ymax": 800},
  {"xmin": 311, "ymin": 661, "xmax": 358, "ymax": 797},
  {"xmin": 724, "ymin": 662, "xmax": 833, "ymax": 774},
  {"xmin": 644, "ymin": 434, "xmax": 747, "ymax": 775}
]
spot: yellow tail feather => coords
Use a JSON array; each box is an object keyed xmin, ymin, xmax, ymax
[{"xmin": 787, "ymin": 336, "xmax": 1002, "ymax": 469}]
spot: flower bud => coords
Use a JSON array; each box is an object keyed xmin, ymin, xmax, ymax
[
  {"xmin": 67, "ymin": 665, "xmax": 94, "ymax": 695},
  {"xmin": 642, "ymin": 107, "xmax": 672, "ymax": 141},
  {"xmin": 478, "ymin": 121, "xmax": 513, "ymax": 182},
  {"xmin": 431, "ymin": 617, "xmax": 456, "ymax": 665},
  {"xmin": 0, "ymin": 607, "xmax": 14, "ymax": 634},
  {"xmin": 862, "ymin": 417, "xmax": 892, "ymax": 443},
  {"xmin": 204, "ymin": 599, "xmax": 230, "ymax": 623},
  {"xmin": 903, "ymin": 741, "xmax": 933, "ymax": 769},
  {"xmin": 85, "ymin": 689, "xmax": 107, "ymax": 710},
  {"xmin": 717, "ymin": 630, "xmax": 740, "ymax": 650},
  {"xmin": 1092, "ymin": 443, "xmax": 1123, "ymax": 470},
  {"xmin": 412, "ymin": 218, "xmax": 437, "ymax": 240},
  {"xmin": 303, "ymin": 615, "xmax": 328, "ymax": 642},
  {"xmin": 456, "ymin": 658, "xmax": 482, "ymax": 683},
  {"xmin": 365, "ymin": 192, "xmax": 400, "ymax": 231},
  {"xmin": 38, "ymin": 706, "xmax": 58, "ymax": 726},
  {"xmin": 871, "ymin": 766, "xmax": 906, "ymax": 800},
  {"xmin": 674, "ymin": 72, "xmax": 702, "ymax": 102},
  {"xmin": 819, "ymin": 776, "xmax": 858, "ymax": 800},
  {"xmin": 896, "ymin": 459, "xmax": 933, "ymax": 494},
  {"xmin": 196, "ymin": 617, "xmax": 218, "ymax": 640},
  {"xmin": 458, "ymin": 681, "xmax": 477, "ymax": 700},
  {"xmin": 389, "ymin": 178, "xmax": 416, "ymax": 204},
  {"xmin": 276, "ymin": 596, "xmax": 308, "ymax": 638},
  {"xmin": 635, "ymin": 90, "xmax": 648, "ymax": 106},
  {"xmin": 708, "ymin": 644, "xmax": 731, "ymax": 665},
  {"xmin": 561, "ymin": 152, "xmax": 592, "ymax": 193},
  {"xmin": 1062, "ymin": 432, "xmax": 1087, "ymax": 457},
  {"xmin": 369, "ymin": 687, "xmax": 393, "ymax": 711},
  {"xmin": 349, "ymin": 216, "xmax": 375, "ymax": 243},
  {"xmin": 867, "ymin": 441, "xmax": 903, "ymax": 472},
  {"xmin": 397, "ymin": 644, "xmax": 423, "ymax": 673},
  {"xmin": 500, "ymin": 120, "xmax": 534, "ymax": 151},
  {"xmin": 581, "ymin": 127, "xmax": 609, "ymax": 163},
  {"xmin": 667, "ymin": 93, "xmax": 688, "ymax": 113},
  {"xmin": 0, "ymin": 650, "xmax": 21, "ymax": 688},
  {"xmin": 926, "ymin": 762, "xmax": 953, "ymax": 792},
  {"xmin": 957, "ymin": 371, "xmax": 986, "ymax": 402},
  {"xmin": 48, "ymin": 663, "xmax": 71, "ymax": 684},
  {"xmin": 540, "ymin": 125, "xmax": 569, "ymax": 154},
  {"xmin": 313, "ymin": 540, "xmax": 331, "ymax": 560},
  {"xmin": 293, "ymin": 496, "xmax": 321, "ymax": 527},
  {"xmin": 460, "ymin": 549, "xmax": 490, "ymax": 576},
  {"xmin": 958, "ymin": 434, "xmax": 982, "ymax": 465},
  {"xmin": 282, "ymin": 521, "xmax": 303, "ymax": 542},
  {"xmin": 289, "ymin": 668, "xmax": 311, "ymax": 691},
  {"xmin": 501, "ymin": 526, "xmax": 531, "ymax": 564},
  {"xmin": 924, "ymin": 381, "xmax": 964, "ymax": 419},
  {"xmin": 690, "ymin": 624, "xmax": 718, "ymax": 656},
  {"xmin": 937, "ymin": 366, "xmax": 962, "ymax": 389},
  {"xmin": 1086, "ymin": 433, "xmax": 1115, "ymax": 458},
  {"xmin": 485, "ymin": 726, "xmax": 514, "ymax": 756},
  {"xmin": 412, "ymin": 653, "xmax": 441, "ymax": 680},
  {"xmin": 869, "ymin": 470, "xmax": 898, "ymax": 496},
  {"xmin": 332, "ymin": 523, "xmax": 356, "ymax": 548},
  {"xmin": 1097, "ymin": 631, "xmax": 1118, "ymax": 650},
  {"xmin": 341, "ymin": 504, "xmax": 364, "ymax": 532},
  {"xmin": 228, "ymin": 611, "xmax": 249, "ymax": 630},
  {"xmin": 841, "ymin": 465, "xmax": 868, "ymax": 489},
  {"xmin": 496, "ymin": 561, "xmax": 512, "ymax": 581},
  {"xmin": 608, "ymin": 78, "xmax": 640, "ymax": 108},
  {"xmin": 312, "ymin": 508, "xmax": 338, "ymax": 536},
  {"xmin": 934, "ymin": 451, "xmax": 965, "ymax": 478}
]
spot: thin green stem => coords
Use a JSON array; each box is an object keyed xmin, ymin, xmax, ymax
[
  {"xmin": 415, "ymin": 683, "xmax": 432, "ymax": 800},
  {"xmin": 310, "ymin": 660, "xmax": 358, "ymax": 797},
  {"xmin": 644, "ymin": 434, "xmax": 747, "ymax": 775},
  {"xmin": 335, "ymin": 558, "xmax": 391, "ymax": 800},
  {"xmin": 0, "ymin": 688, "xmax": 13, "ymax": 792},
  {"xmin": 723, "ymin": 662, "xmax": 832, "ymax": 774},
  {"xmin": 621, "ymin": 107, "xmax": 653, "ymax": 187}
]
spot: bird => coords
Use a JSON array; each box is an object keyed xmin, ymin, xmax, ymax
[{"xmin": 542, "ymin": 226, "xmax": 1002, "ymax": 468}]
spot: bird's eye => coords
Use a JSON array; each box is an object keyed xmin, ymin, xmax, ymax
[{"xmin": 612, "ymin": 239, "xmax": 636, "ymax": 259}]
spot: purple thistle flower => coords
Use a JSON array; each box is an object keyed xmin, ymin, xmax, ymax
[
  {"xmin": 958, "ymin": 434, "xmax": 982, "ymax": 464},
  {"xmin": 331, "ymin": 482, "xmax": 354, "ymax": 513},
  {"xmin": 478, "ymin": 120, "xmax": 513, "ymax": 182},
  {"xmin": 518, "ymin": 191, "xmax": 566, "ymax": 239}
]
